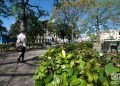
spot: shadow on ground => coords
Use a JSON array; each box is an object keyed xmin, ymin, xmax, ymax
[
  {"xmin": 0, "ymin": 73, "xmax": 34, "ymax": 76},
  {"xmin": 0, "ymin": 56, "xmax": 40, "ymax": 66}
]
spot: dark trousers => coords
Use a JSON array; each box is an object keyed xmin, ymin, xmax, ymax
[{"xmin": 18, "ymin": 47, "xmax": 26, "ymax": 61}]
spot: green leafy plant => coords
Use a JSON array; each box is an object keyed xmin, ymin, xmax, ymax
[{"xmin": 34, "ymin": 42, "xmax": 120, "ymax": 86}]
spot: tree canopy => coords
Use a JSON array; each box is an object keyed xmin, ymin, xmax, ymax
[{"xmin": 52, "ymin": 0, "xmax": 120, "ymax": 42}]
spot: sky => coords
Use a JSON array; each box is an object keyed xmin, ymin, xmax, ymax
[{"xmin": 0, "ymin": 0, "xmax": 54, "ymax": 31}]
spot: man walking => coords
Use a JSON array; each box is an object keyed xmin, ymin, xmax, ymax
[{"xmin": 16, "ymin": 23, "xmax": 26, "ymax": 62}]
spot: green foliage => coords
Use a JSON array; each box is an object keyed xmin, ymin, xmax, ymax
[
  {"xmin": 9, "ymin": 22, "xmax": 20, "ymax": 38},
  {"xmin": 105, "ymin": 63, "xmax": 120, "ymax": 75},
  {"xmin": 0, "ymin": 20, "xmax": 7, "ymax": 32},
  {"xmin": 88, "ymin": 34, "xmax": 97, "ymax": 42},
  {"xmin": 34, "ymin": 42, "xmax": 120, "ymax": 86},
  {"xmin": 52, "ymin": 0, "xmax": 87, "ymax": 42},
  {"xmin": 0, "ymin": 43, "xmax": 16, "ymax": 51},
  {"xmin": 0, "ymin": 43, "xmax": 43, "ymax": 52},
  {"xmin": 27, "ymin": 43, "xmax": 43, "ymax": 49},
  {"xmin": 0, "ymin": 0, "xmax": 11, "ymax": 17}
]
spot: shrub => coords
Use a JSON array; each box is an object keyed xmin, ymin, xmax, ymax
[
  {"xmin": 34, "ymin": 42, "xmax": 120, "ymax": 86},
  {"xmin": 0, "ymin": 43, "xmax": 16, "ymax": 51}
]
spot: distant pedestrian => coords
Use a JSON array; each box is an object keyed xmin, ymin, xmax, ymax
[
  {"xmin": 16, "ymin": 23, "xmax": 26, "ymax": 62},
  {"xmin": 52, "ymin": 37, "xmax": 54, "ymax": 44},
  {"xmin": 52, "ymin": 37, "xmax": 54, "ymax": 42}
]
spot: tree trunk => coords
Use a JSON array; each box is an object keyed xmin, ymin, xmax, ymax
[
  {"xmin": 96, "ymin": 16, "xmax": 100, "ymax": 43},
  {"xmin": 20, "ymin": 0, "xmax": 29, "ymax": 45},
  {"xmin": 71, "ymin": 29, "xmax": 74, "ymax": 42},
  {"xmin": 21, "ymin": 0, "xmax": 28, "ymax": 33},
  {"xmin": 71, "ymin": 22, "xmax": 76, "ymax": 43}
]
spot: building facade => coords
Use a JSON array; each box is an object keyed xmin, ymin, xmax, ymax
[
  {"xmin": 0, "ymin": 31, "xmax": 8, "ymax": 44},
  {"xmin": 100, "ymin": 30, "xmax": 120, "ymax": 42}
]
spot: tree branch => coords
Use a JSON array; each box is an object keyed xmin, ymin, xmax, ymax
[{"xmin": 27, "ymin": 3, "xmax": 39, "ymax": 8}]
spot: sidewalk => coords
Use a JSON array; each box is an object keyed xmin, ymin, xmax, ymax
[
  {"xmin": 0, "ymin": 48, "xmax": 48, "ymax": 86},
  {"xmin": 93, "ymin": 42, "xmax": 102, "ymax": 52}
]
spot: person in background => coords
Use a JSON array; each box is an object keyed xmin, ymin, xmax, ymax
[
  {"xmin": 17, "ymin": 23, "xmax": 26, "ymax": 62},
  {"xmin": 52, "ymin": 37, "xmax": 54, "ymax": 44}
]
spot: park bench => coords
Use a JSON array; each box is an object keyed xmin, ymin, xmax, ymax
[{"xmin": 101, "ymin": 40, "xmax": 120, "ymax": 53}]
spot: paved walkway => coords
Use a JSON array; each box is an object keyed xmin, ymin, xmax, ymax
[
  {"xmin": 0, "ymin": 48, "xmax": 48, "ymax": 86},
  {"xmin": 93, "ymin": 43, "xmax": 102, "ymax": 52},
  {"xmin": 0, "ymin": 43, "xmax": 102, "ymax": 86}
]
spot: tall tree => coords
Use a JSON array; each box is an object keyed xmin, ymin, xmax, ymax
[
  {"xmin": 10, "ymin": 0, "xmax": 47, "ymax": 32},
  {"xmin": 51, "ymin": 0, "xmax": 92, "ymax": 42},
  {"xmin": 80, "ymin": 0, "xmax": 120, "ymax": 43},
  {"xmin": 26, "ymin": 12, "xmax": 48, "ymax": 43},
  {"xmin": 27, "ymin": 12, "xmax": 41, "ymax": 43},
  {"xmin": 0, "ymin": 20, "xmax": 7, "ymax": 32},
  {"xmin": 9, "ymin": 20, "xmax": 21, "ymax": 39},
  {"xmin": 0, "ymin": 0, "xmax": 11, "ymax": 17},
  {"xmin": 0, "ymin": 20, "xmax": 8, "ymax": 40}
]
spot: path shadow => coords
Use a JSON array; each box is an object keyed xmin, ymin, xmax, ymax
[
  {"xmin": 23, "ymin": 62, "xmax": 39, "ymax": 66},
  {"xmin": 0, "ymin": 61, "xmax": 17, "ymax": 65},
  {"xmin": 0, "ymin": 73, "xmax": 34, "ymax": 76},
  {"xmin": 0, "ymin": 56, "xmax": 40, "ymax": 66},
  {"xmin": 0, "ymin": 54, "xmax": 8, "ymax": 59}
]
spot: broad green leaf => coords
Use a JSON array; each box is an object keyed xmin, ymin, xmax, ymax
[
  {"xmin": 87, "ymin": 83, "xmax": 93, "ymax": 86},
  {"xmin": 38, "ymin": 72, "xmax": 45, "ymax": 79},
  {"xmin": 46, "ymin": 83, "xmax": 54, "ymax": 86},
  {"xmin": 62, "ymin": 72, "xmax": 69, "ymax": 86},
  {"xmin": 56, "ymin": 69, "xmax": 61, "ymax": 74},
  {"xmin": 78, "ymin": 59, "xmax": 85, "ymax": 70},
  {"xmin": 56, "ymin": 64, "xmax": 60, "ymax": 68},
  {"xmin": 56, "ymin": 60, "xmax": 62, "ymax": 64},
  {"xmin": 64, "ymin": 60, "xmax": 69, "ymax": 63},
  {"xmin": 62, "ymin": 50, "xmax": 66, "ymax": 58},
  {"xmin": 87, "ymin": 75, "xmax": 93, "ymax": 83},
  {"xmin": 98, "ymin": 76, "xmax": 106, "ymax": 83},
  {"xmin": 86, "ymin": 72, "xmax": 93, "ymax": 83},
  {"xmin": 102, "ymin": 80, "xmax": 109, "ymax": 86},
  {"xmin": 85, "ymin": 62, "xmax": 91, "ymax": 70},
  {"xmin": 50, "ymin": 48, "xmax": 54, "ymax": 52},
  {"xmin": 80, "ymin": 79, "xmax": 87, "ymax": 86},
  {"xmin": 66, "ymin": 53, "xmax": 72, "ymax": 59},
  {"xmin": 71, "ymin": 75, "xmax": 77, "ymax": 80},
  {"xmin": 45, "ymin": 75, "xmax": 53, "ymax": 84},
  {"xmin": 92, "ymin": 73, "xmax": 98, "ymax": 83},
  {"xmin": 63, "ymin": 80, "xmax": 68, "ymax": 86},
  {"xmin": 74, "ymin": 68, "xmax": 79, "ymax": 75},
  {"xmin": 70, "ymin": 60, "xmax": 74, "ymax": 67},
  {"xmin": 51, "ymin": 81, "xmax": 55, "ymax": 85},
  {"xmin": 35, "ymin": 80, "xmax": 44, "ymax": 86},
  {"xmin": 68, "ymin": 68, "xmax": 74, "ymax": 77},
  {"xmin": 70, "ymin": 78, "xmax": 81, "ymax": 86},
  {"xmin": 61, "ymin": 65, "xmax": 66, "ymax": 69},
  {"xmin": 54, "ymin": 74, "xmax": 61, "ymax": 84},
  {"xmin": 105, "ymin": 63, "xmax": 120, "ymax": 75},
  {"xmin": 48, "ymin": 56, "xmax": 51, "ymax": 60}
]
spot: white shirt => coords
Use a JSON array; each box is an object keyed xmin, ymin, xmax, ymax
[{"xmin": 17, "ymin": 33, "xmax": 26, "ymax": 47}]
